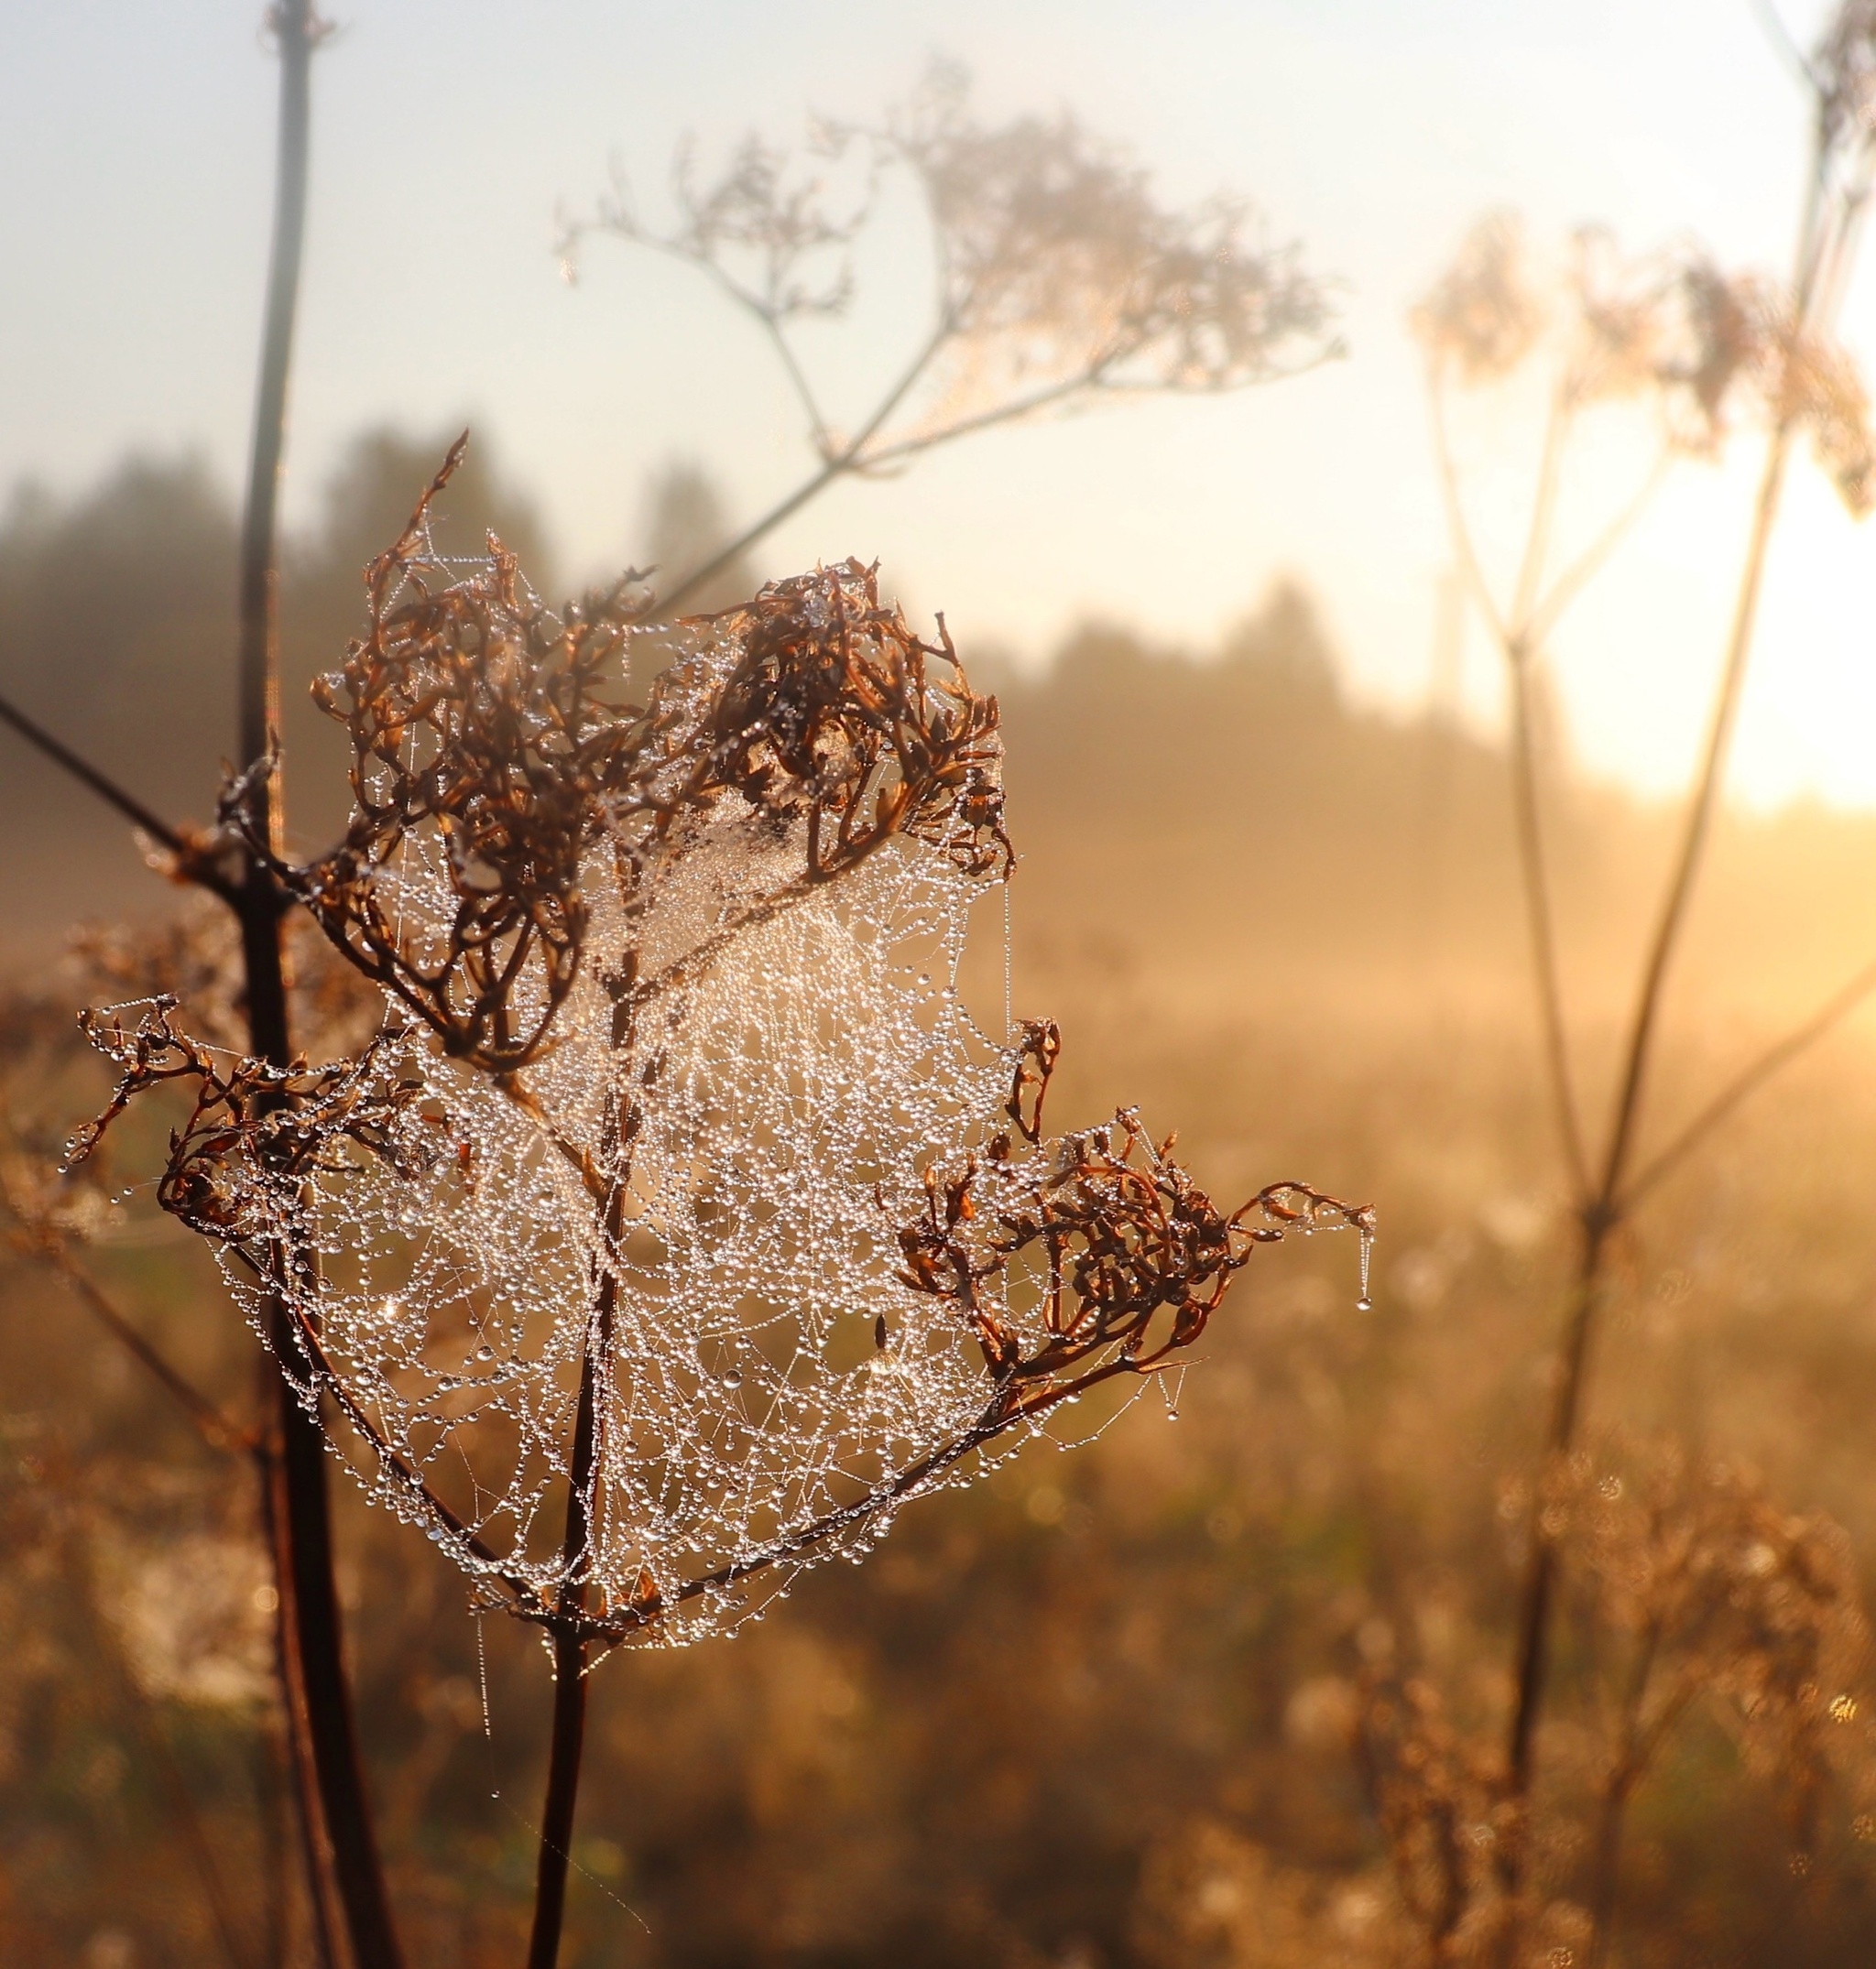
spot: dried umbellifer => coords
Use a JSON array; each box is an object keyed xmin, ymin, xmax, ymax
[{"xmin": 74, "ymin": 447, "xmax": 1371, "ymax": 1655}]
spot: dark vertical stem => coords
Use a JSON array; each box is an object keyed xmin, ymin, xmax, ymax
[
  {"xmin": 264, "ymin": 1324, "xmax": 403, "ymax": 1969},
  {"xmin": 234, "ymin": 5, "xmax": 404, "ymax": 1965},
  {"xmin": 527, "ymin": 1365, "xmax": 599, "ymax": 1969},
  {"xmin": 529, "ymin": 996, "xmax": 632, "ymax": 1969},
  {"xmin": 1500, "ymin": 421, "xmax": 1797, "ymax": 1855},
  {"xmin": 1504, "ymin": 1216, "xmax": 1610, "ymax": 1813},
  {"xmin": 257, "ymin": 1431, "xmax": 341, "ymax": 1969}
]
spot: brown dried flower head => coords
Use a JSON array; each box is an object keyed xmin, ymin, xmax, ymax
[{"xmin": 293, "ymin": 441, "xmax": 1009, "ymax": 1070}]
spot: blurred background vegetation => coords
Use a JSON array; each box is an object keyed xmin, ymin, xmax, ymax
[{"xmin": 9, "ymin": 432, "xmax": 1876, "ymax": 1965}]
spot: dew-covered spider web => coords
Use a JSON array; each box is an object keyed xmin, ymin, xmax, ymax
[
  {"xmin": 69, "ymin": 509, "xmax": 1369, "ymax": 1654},
  {"xmin": 224, "ymin": 584, "xmax": 1041, "ymax": 1646}
]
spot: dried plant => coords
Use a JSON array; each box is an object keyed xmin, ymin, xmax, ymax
[
  {"xmin": 64, "ymin": 448, "xmax": 1369, "ymax": 1965},
  {"xmin": 1355, "ymin": 1444, "xmax": 1873, "ymax": 1969},
  {"xmin": 1132, "ymin": 1816, "xmax": 1394, "ymax": 1969},
  {"xmin": 1410, "ymin": 1, "xmax": 1876, "ymax": 1920},
  {"xmin": 1415, "ymin": 212, "xmax": 1874, "ymax": 506},
  {"xmin": 565, "ymin": 60, "xmax": 1339, "ymax": 610},
  {"xmin": 1358, "ymin": 1676, "xmax": 1550, "ymax": 1967},
  {"xmin": 1543, "ymin": 1445, "xmax": 1871, "ymax": 1965}
]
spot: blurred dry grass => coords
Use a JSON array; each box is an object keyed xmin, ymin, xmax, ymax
[{"xmin": 8, "ymin": 442, "xmax": 1876, "ymax": 1964}]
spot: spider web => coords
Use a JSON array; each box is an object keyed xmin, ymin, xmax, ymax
[{"xmin": 225, "ymin": 583, "xmax": 1033, "ymax": 1646}]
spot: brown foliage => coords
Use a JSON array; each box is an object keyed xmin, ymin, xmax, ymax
[{"xmin": 293, "ymin": 444, "xmax": 1009, "ymax": 1070}]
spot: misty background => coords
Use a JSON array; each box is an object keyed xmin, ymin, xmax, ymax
[
  {"xmin": 7, "ymin": 0, "xmax": 1876, "ymax": 810},
  {"xmin": 16, "ymin": 6, "xmax": 1876, "ymax": 1967}
]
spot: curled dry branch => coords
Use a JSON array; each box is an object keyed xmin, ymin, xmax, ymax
[
  {"xmin": 69, "ymin": 998, "xmax": 434, "ymax": 1243},
  {"xmin": 895, "ymin": 1019, "xmax": 1370, "ymax": 1406}
]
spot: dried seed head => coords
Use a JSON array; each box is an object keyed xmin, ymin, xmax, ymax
[{"xmin": 73, "ymin": 453, "xmax": 1362, "ymax": 1651}]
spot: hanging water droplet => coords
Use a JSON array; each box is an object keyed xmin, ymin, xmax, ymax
[{"xmin": 722, "ymin": 1368, "xmax": 743, "ymax": 1389}]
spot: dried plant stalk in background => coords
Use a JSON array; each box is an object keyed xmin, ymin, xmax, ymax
[
  {"xmin": 564, "ymin": 60, "xmax": 1340, "ymax": 610},
  {"xmin": 1353, "ymin": 1442, "xmax": 1874, "ymax": 1969},
  {"xmin": 1409, "ymin": 5, "xmax": 1876, "ymax": 1935}
]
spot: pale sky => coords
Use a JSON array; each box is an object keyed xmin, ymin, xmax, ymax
[{"xmin": 6, "ymin": 1, "xmax": 1876, "ymax": 806}]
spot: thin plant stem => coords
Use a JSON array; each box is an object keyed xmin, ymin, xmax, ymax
[
  {"xmin": 1506, "ymin": 639, "xmax": 1591, "ymax": 1201},
  {"xmin": 1495, "ymin": 105, "xmax": 1845, "ymax": 1911},
  {"xmin": 1427, "ymin": 371, "xmax": 1590, "ymax": 1193},
  {"xmin": 1620, "ymin": 952, "xmax": 1876, "ymax": 1210},
  {"xmin": 1525, "ymin": 447, "xmax": 1674, "ymax": 649},
  {"xmin": 660, "ymin": 332, "xmax": 1338, "ymax": 613},
  {"xmin": 1501, "ymin": 1218, "xmax": 1609, "ymax": 1822},
  {"xmin": 660, "ymin": 321, "xmax": 948, "ymax": 613},
  {"xmin": 36, "ymin": 1241, "xmax": 255, "ymax": 1454},
  {"xmin": 1509, "ymin": 380, "xmax": 1573, "ymax": 630},
  {"xmin": 1590, "ymin": 419, "xmax": 1796, "ymax": 1216},
  {"xmin": 1497, "ymin": 419, "xmax": 1797, "ymax": 1910},
  {"xmin": 233, "ymin": 4, "xmax": 405, "ymax": 1963},
  {"xmin": 1582, "ymin": 1621, "xmax": 1663, "ymax": 1969},
  {"xmin": 528, "ymin": 993, "xmax": 630, "ymax": 1969},
  {"xmin": 0, "ymin": 687, "xmax": 209, "ymax": 871}
]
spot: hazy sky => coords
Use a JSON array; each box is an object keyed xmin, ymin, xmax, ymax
[{"xmin": 7, "ymin": 1, "xmax": 1876, "ymax": 806}]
